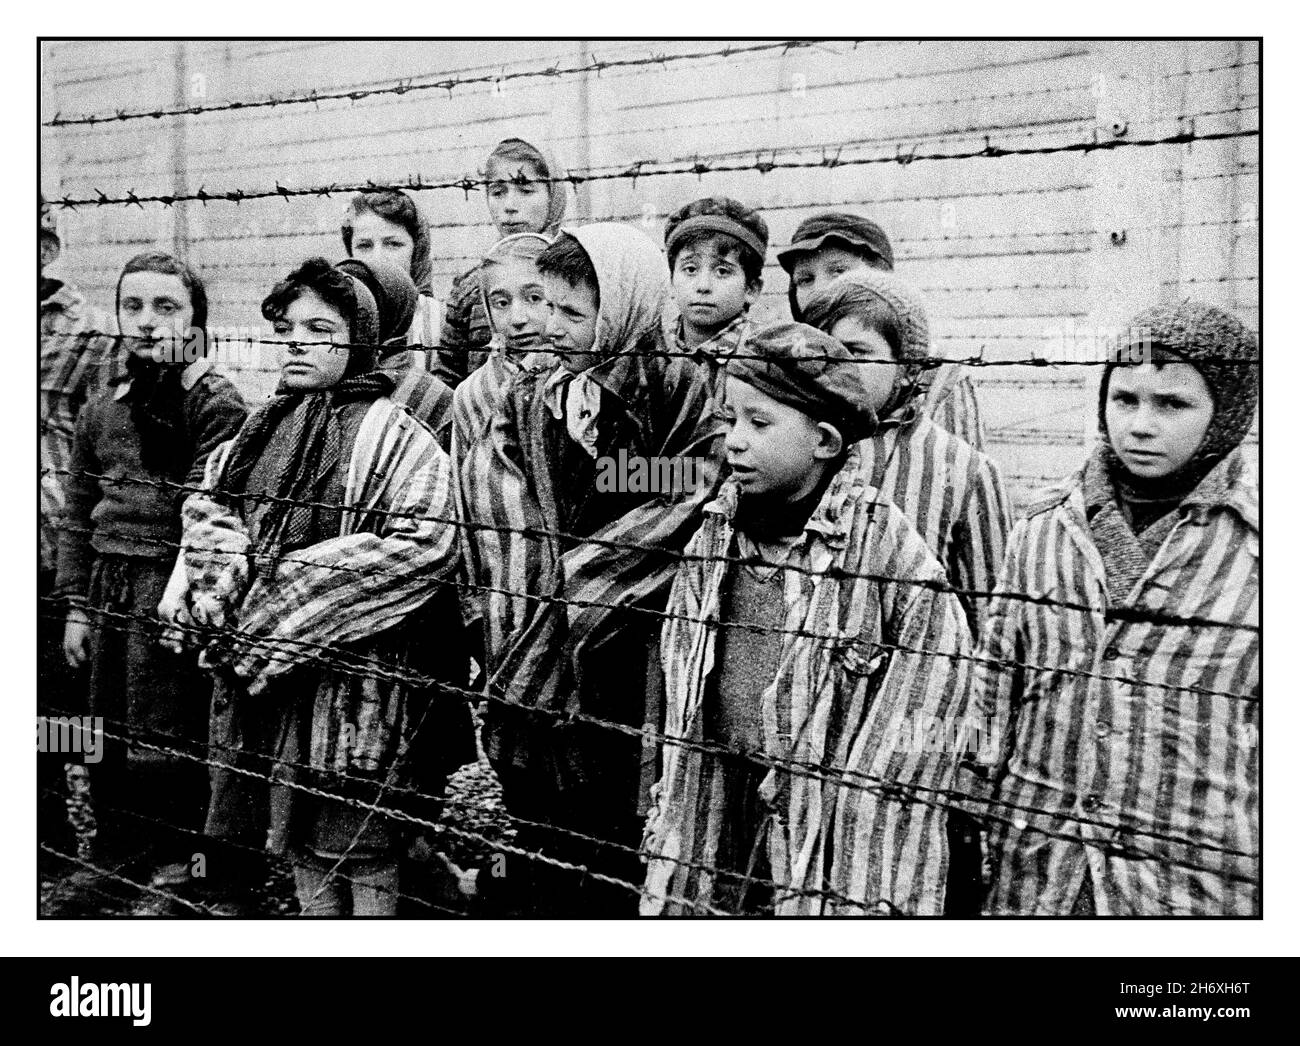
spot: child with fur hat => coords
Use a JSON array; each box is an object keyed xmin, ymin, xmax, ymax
[
  {"xmin": 963, "ymin": 300, "xmax": 1259, "ymax": 916},
  {"xmin": 56, "ymin": 251, "xmax": 247, "ymax": 890},
  {"xmin": 160, "ymin": 257, "xmax": 473, "ymax": 916},
  {"xmin": 478, "ymin": 224, "xmax": 725, "ymax": 915},
  {"xmin": 779, "ymin": 211, "xmax": 987, "ymax": 450},
  {"xmin": 663, "ymin": 196, "xmax": 768, "ymax": 401},
  {"xmin": 641, "ymin": 322, "xmax": 973, "ymax": 916},
  {"xmin": 437, "ymin": 137, "xmax": 568, "ymax": 389}
]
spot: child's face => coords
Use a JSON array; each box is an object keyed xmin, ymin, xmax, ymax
[
  {"xmin": 671, "ymin": 236, "xmax": 756, "ymax": 332},
  {"xmin": 543, "ymin": 273, "xmax": 600, "ymax": 372},
  {"xmin": 486, "ymin": 159, "xmax": 552, "ymax": 236},
  {"xmin": 829, "ymin": 315, "xmax": 901, "ymax": 416},
  {"xmin": 118, "ymin": 271, "xmax": 194, "ymax": 363},
  {"xmin": 1105, "ymin": 362, "xmax": 1214, "ymax": 479},
  {"xmin": 349, "ymin": 211, "xmax": 415, "ymax": 276},
  {"xmin": 722, "ymin": 376, "xmax": 841, "ymax": 502},
  {"xmin": 272, "ymin": 289, "xmax": 351, "ymax": 391},
  {"xmin": 791, "ymin": 246, "xmax": 874, "ymax": 312},
  {"xmin": 485, "ymin": 257, "xmax": 550, "ymax": 354}
]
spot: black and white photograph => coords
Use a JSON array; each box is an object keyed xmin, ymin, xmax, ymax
[{"xmin": 27, "ymin": 29, "xmax": 1273, "ymax": 973}]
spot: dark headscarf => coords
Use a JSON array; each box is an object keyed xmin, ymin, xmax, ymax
[
  {"xmin": 227, "ymin": 266, "xmax": 394, "ymax": 563},
  {"xmin": 336, "ymin": 256, "xmax": 419, "ymax": 346}
]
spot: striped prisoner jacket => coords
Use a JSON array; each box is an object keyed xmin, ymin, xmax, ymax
[
  {"xmin": 450, "ymin": 351, "xmax": 554, "ymax": 673},
  {"xmin": 39, "ymin": 280, "xmax": 117, "ymax": 572},
  {"xmin": 964, "ymin": 446, "xmax": 1259, "ymax": 915},
  {"xmin": 180, "ymin": 397, "xmax": 457, "ymax": 712},
  {"xmin": 642, "ymin": 443, "xmax": 973, "ymax": 915},
  {"xmin": 925, "ymin": 364, "xmax": 985, "ymax": 452},
  {"xmin": 856, "ymin": 414, "xmax": 1012, "ymax": 631}
]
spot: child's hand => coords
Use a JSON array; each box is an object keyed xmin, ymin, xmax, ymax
[
  {"xmin": 62, "ymin": 608, "xmax": 91, "ymax": 668},
  {"xmin": 188, "ymin": 592, "xmax": 228, "ymax": 631}
]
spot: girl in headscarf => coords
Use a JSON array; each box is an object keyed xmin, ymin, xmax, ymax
[
  {"xmin": 335, "ymin": 255, "xmax": 454, "ymax": 450},
  {"xmin": 56, "ymin": 251, "xmax": 247, "ymax": 889},
  {"xmin": 449, "ymin": 233, "xmax": 555, "ymax": 679},
  {"xmin": 160, "ymin": 257, "xmax": 472, "ymax": 916},
  {"xmin": 964, "ymin": 300, "xmax": 1259, "ymax": 916},
  {"xmin": 436, "ymin": 137, "xmax": 569, "ymax": 389},
  {"xmin": 341, "ymin": 189, "xmax": 441, "ymax": 373}
]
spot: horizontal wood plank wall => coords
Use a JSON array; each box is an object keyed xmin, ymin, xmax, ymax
[{"xmin": 40, "ymin": 39, "xmax": 1259, "ymax": 506}]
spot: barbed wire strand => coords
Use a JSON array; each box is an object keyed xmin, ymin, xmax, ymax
[
  {"xmin": 42, "ymin": 469, "xmax": 1260, "ymax": 641},
  {"xmin": 39, "ymin": 603, "xmax": 1262, "ymax": 866},
  {"xmin": 49, "ymin": 125, "xmax": 1259, "ymax": 211},
  {"xmin": 43, "ymin": 41, "xmax": 829, "ymax": 128}
]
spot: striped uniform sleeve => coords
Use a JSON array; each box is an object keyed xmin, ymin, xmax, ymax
[
  {"xmin": 562, "ymin": 377, "xmax": 726, "ymax": 658},
  {"xmin": 950, "ymin": 449, "xmax": 1014, "ymax": 631},
  {"xmin": 958, "ymin": 516, "xmax": 1032, "ymax": 804},
  {"xmin": 230, "ymin": 413, "xmax": 457, "ymax": 694},
  {"xmin": 930, "ymin": 370, "xmax": 986, "ymax": 452},
  {"xmin": 830, "ymin": 506, "xmax": 974, "ymax": 914},
  {"xmin": 452, "ymin": 366, "xmax": 551, "ymax": 674}
]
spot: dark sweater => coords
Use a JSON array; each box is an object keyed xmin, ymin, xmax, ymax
[{"xmin": 55, "ymin": 364, "xmax": 248, "ymax": 602}]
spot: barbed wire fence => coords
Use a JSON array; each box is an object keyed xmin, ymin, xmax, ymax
[{"xmin": 39, "ymin": 38, "xmax": 1259, "ymax": 916}]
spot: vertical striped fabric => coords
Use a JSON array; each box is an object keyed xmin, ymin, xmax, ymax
[
  {"xmin": 642, "ymin": 442, "xmax": 974, "ymax": 916},
  {"xmin": 450, "ymin": 353, "xmax": 554, "ymax": 675},
  {"xmin": 379, "ymin": 346, "xmax": 454, "ymax": 451},
  {"xmin": 925, "ymin": 364, "xmax": 986, "ymax": 452},
  {"xmin": 179, "ymin": 398, "xmax": 458, "ymax": 699},
  {"xmin": 856, "ymin": 415, "xmax": 1013, "ymax": 631},
  {"xmin": 39, "ymin": 284, "xmax": 117, "ymax": 571},
  {"xmin": 487, "ymin": 348, "xmax": 725, "ymax": 719},
  {"xmin": 407, "ymin": 293, "xmax": 442, "ymax": 374},
  {"xmin": 965, "ymin": 447, "xmax": 1259, "ymax": 915}
]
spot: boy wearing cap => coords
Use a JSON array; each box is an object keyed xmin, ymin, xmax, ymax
[
  {"xmin": 963, "ymin": 301, "xmax": 1259, "ymax": 916},
  {"xmin": 641, "ymin": 322, "xmax": 973, "ymax": 916},
  {"xmin": 780, "ymin": 211, "xmax": 987, "ymax": 451},
  {"xmin": 663, "ymin": 197, "xmax": 768, "ymax": 400}
]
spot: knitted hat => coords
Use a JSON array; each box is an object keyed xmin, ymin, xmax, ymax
[
  {"xmin": 778, "ymin": 213, "xmax": 894, "ymax": 320},
  {"xmin": 336, "ymin": 256, "xmax": 418, "ymax": 345},
  {"xmin": 801, "ymin": 268, "xmax": 932, "ymax": 420},
  {"xmin": 1100, "ymin": 300, "xmax": 1259, "ymax": 479},
  {"xmin": 727, "ymin": 321, "xmax": 878, "ymax": 443}
]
